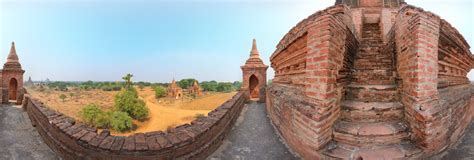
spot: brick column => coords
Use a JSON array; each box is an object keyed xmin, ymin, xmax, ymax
[
  {"xmin": 394, "ymin": 7, "xmax": 443, "ymax": 155},
  {"xmin": 304, "ymin": 6, "xmax": 357, "ymax": 150}
]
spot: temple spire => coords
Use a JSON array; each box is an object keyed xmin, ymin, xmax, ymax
[
  {"xmin": 250, "ymin": 39, "xmax": 260, "ymax": 58},
  {"xmin": 7, "ymin": 41, "xmax": 19, "ymax": 63}
]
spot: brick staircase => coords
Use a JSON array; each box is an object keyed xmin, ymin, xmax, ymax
[{"xmin": 322, "ymin": 23, "xmax": 422, "ymax": 159}]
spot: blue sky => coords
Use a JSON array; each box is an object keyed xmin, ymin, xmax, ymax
[{"xmin": 0, "ymin": 0, "xmax": 473, "ymax": 82}]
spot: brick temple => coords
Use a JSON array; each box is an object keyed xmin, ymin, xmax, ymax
[
  {"xmin": 266, "ymin": 0, "xmax": 474, "ymax": 159},
  {"xmin": 167, "ymin": 79, "xmax": 183, "ymax": 99},
  {"xmin": 241, "ymin": 39, "xmax": 268, "ymax": 102},
  {"xmin": 2, "ymin": 42, "xmax": 25, "ymax": 105}
]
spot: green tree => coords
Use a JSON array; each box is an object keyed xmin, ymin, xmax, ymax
[
  {"xmin": 154, "ymin": 86, "xmax": 167, "ymax": 98},
  {"xmin": 232, "ymin": 81, "xmax": 242, "ymax": 90},
  {"xmin": 217, "ymin": 82, "xmax": 234, "ymax": 92},
  {"xmin": 115, "ymin": 89, "xmax": 149, "ymax": 121},
  {"xmin": 138, "ymin": 84, "xmax": 145, "ymax": 91},
  {"xmin": 79, "ymin": 104, "xmax": 103, "ymax": 125},
  {"xmin": 201, "ymin": 81, "xmax": 218, "ymax": 92},
  {"xmin": 59, "ymin": 94, "xmax": 67, "ymax": 102},
  {"xmin": 109, "ymin": 111, "xmax": 133, "ymax": 132},
  {"xmin": 69, "ymin": 93, "xmax": 75, "ymax": 98},
  {"xmin": 122, "ymin": 74, "xmax": 133, "ymax": 90},
  {"xmin": 177, "ymin": 78, "xmax": 196, "ymax": 89}
]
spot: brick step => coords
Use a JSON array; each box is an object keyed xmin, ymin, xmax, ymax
[
  {"xmin": 341, "ymin": 101, "xmax": 404, "ymax": 122},
  {"xmin": 359, "ymin": 44, "xmax": 383, "ymax": 49},
  {"xmin": 362, "ymin": 32, "xmax": 381, "ymax": 36},
  {"xmin": 354, "ymin": 61, "xmax": 392, "ymax": 66},
  {"xmin": 345, "ymin": 84, "xmax": 398, "ymax": 102},
  {"xmin": 355, "ymin": 57, "xmax": 392, "ymax": 64},
  {"xmin": 362, "ymin": 37, "xmax": 383, "ymax": 44},
  {"xmin": 322, "ymin": 141, "xmax": 423, "ymax": 159},
  {"xmin": 333, "ymin": 121, "xmax": 410, "ymax": 147},
  {"xmin": 356, "ymin": 51, "xmax": 392, "ymax": 58},
  {"xmin": 358, "ymin": 48, "xmax": 381, "ymax": 53},
  {"xmin": 352, "ymin": 71, "xmax": 396, "ymax": 85},
  {"xmin": 353, "ymin": 63, "xmax": 393, "ymax": 70},
  {"xmin": 355, "ymin": 55, "xmax": 392, "ymax": 60},
  {"xmin": 362, "ymin": 34, "xmax": 381, "ymax": 38}
]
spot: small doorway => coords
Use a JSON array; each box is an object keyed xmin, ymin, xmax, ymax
[
  {"xmin": 9, "ymin": 78, "xmax": 18, "ymax": 101},
  {"xmin": 249, "ymin": 75, "xmax": 259, "ymax": 99}
]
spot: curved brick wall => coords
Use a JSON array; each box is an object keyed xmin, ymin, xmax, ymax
[{"xmin": 23, "ymin": 91, "xmax": 247, "ymax": 159}]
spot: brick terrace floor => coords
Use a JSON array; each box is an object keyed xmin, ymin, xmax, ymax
[
  {"xmin": 0, "ymin": 104, "xmax": 472, "ymax": 160},
  {"xmin": 209, "ymin": 101, "xmax": 298, "ymax": 160},
  {"xmin": 0, "ymin": 105, "xmax": 58, "ymax": 160}
]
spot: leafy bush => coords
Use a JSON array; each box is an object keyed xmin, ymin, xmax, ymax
[
  {"xmin": 109, "ymin": 111, "xmax": 133, "ymax": 132},
  {"xmin": 154, "ymin": 86, "xmax": 167, "ymax": 98},
  {"xmin": 194, "ymin": 113, "xmax": 205, "ymax": 119},
  {"xmin": 79, "ymin": 104, "xmax": 133, "ymax": 132},
  {"xmin": 79, "ymin": 104, "xmax": 103, "ymax": 125},
  {"xmin": 94, "ymin": 112, "xmax": 112, "ymax": 128},
  {"xmin": 115, "ymin": 89, "xmax": 149, "ymax": 121},
  {"xmin": 59, "ymin": 94, "xmax": 67, "ymax": 102}
]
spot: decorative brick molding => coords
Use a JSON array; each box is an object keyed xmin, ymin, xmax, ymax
[{"xmin": 23, "ymin": 91, "xmax": 248, "ymax": 159}]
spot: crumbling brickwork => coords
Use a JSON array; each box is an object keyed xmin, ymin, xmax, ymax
[{"xmin": 267, "ymin": 1, "xmax": 473, "ymax": 159}]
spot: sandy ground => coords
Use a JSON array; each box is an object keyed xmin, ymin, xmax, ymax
[{"xmin": 28, "ymin": 87, "xmax": 236, "ymax": 136}]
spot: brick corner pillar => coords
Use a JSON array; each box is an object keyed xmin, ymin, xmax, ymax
[
  {"xmin": 304, "ymin": 6, "xmax": 355, "ymax": 151},
  {"xmin": 395, "ymin": 7, "xmax": 444, "ymax": 155},
  {"xmin": 241, "ymin": 39, "xmax": 268, "ymax": 102}
]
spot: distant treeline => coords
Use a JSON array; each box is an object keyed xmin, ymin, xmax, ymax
[{"xmin": 43, "ymin": 79, "xmax": 242, "ymax": 93}]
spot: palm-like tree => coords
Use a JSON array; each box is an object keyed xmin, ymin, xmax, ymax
[{"xmin": 122, "ymin": 74, "xmax": 133, "ymax": 89}]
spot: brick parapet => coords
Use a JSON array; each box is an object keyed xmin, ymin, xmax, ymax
[{"xmin": 23, "ymin": 91, "xmax": 248, "ymax": 159}]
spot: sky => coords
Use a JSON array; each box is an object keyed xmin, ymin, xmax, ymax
[{"xmin": 0, "ymin": 0, "xmax": 473, "ymax": 82}]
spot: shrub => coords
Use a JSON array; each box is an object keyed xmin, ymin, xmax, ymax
[
  {"xmin": 94, "ymin": 112, "xmax": 111, "ymax": 128},
  {"xmin": 194, "ymin": 113, "xmax": 206, "ymax": 119},
  {"xmin": 154, "ymin": 86, "xmax": 167, "ymax": 98},
  {"xmin": 115, "ymin": 89, "xmax": 149, "ymax": 121},
  {"xmin": 59, "ymin": 94, "xmax": 67, "ymax": 102},
  {"xmin": 109, "ymin": 111, "xmax": 133, "ymax": 132},
  {"xmin": 79, "ymin": 104, "xmax": 103, "ymax": 125}
]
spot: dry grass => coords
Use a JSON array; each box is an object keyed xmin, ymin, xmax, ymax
[
  {"xmin": 28, "ymin": 88, "xmax": 118, "ymax": 120},
  {"xmin": 28, "ymin": 86, "xmax": 236, "ymax": 136}
]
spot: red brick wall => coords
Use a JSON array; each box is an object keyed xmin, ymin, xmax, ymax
[
  {"xmin": 267, "ymin": 5, "xmax": 358, "ymax": 159},
  {"xmin": 390, "ymin": 5, "xmax": 474, "ymax": 156},
  {"xmin": 23, "ymin": 91, "xmax": 248, "ymax": 160}
]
